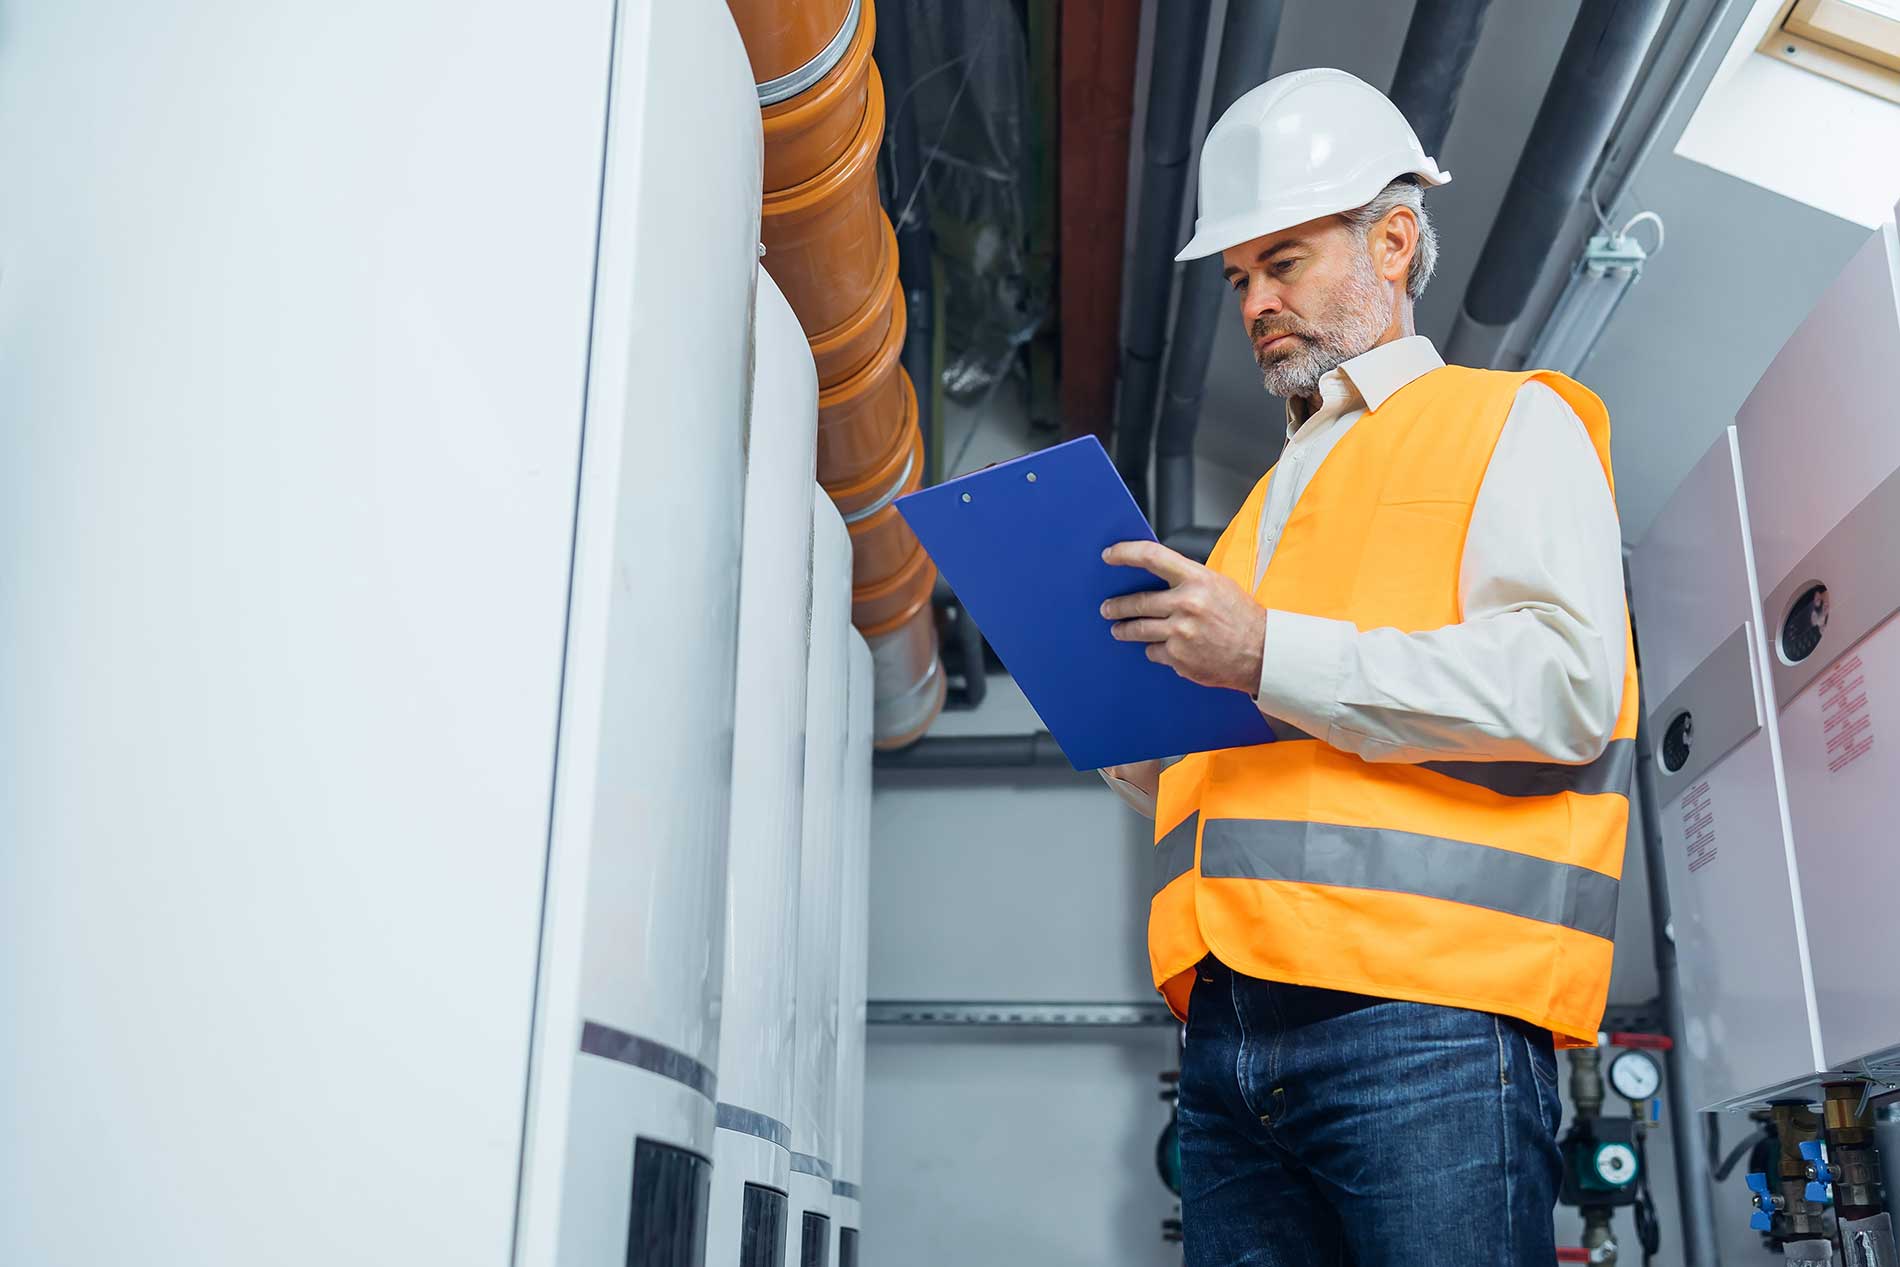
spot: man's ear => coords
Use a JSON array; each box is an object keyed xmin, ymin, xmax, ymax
[{"xmin": 1372, "ymin": 206, "xmax": 1418, "ymax": 287}]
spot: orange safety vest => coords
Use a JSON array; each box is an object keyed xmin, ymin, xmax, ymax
[{"xmin": 1148, "ymin": 365, "xmax": 1638, "ymax": 1046}]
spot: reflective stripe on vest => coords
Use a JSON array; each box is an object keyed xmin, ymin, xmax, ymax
[
  {"xmin": 1266, "ymin": 726, "xmax": 1637, "ymax": 801},
  {"xmin": 1196, "ymin": 818, "xmax": 1619, "ymax": 940},
  {"xmin": 1153, "ymin": 812, "xmax": 1199, "ymax": 894}
]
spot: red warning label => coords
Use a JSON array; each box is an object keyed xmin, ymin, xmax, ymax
[
  {"xmin": 1819, "ymin": 653, "xmax": 1874, "ymax": 774},
  {"xmin": 1682, "ymin": 779, "xmax": 1717, "ymax": 874}
]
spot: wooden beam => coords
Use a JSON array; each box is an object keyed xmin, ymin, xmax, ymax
[{"xmin": 1057, "ymin": 0, "xmax": 1141, "ymax": 441}]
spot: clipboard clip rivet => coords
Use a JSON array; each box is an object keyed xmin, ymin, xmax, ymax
[
  {"xmin": 1026, "ymin": 472, "xmax": 1038, "ymax": 483},
  {"xmin": 961, "ymin": 493, "xmax": 972, "ymax": 503}
]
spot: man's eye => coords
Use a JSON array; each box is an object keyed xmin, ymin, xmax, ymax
[
  {"xmin": 1275, "ymin": 259, "xmax": 1298, "ymax": 277},
  {"xmin": 1229, "ymin": 276, "xmax": 1246, "ymax": 293}
]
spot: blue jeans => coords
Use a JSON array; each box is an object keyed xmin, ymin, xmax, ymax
[{"xmin": 1178, "ymin": 957, "xmax": 1563, "ymax": 1266}]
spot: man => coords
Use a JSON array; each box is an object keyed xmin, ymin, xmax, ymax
[{"xmin": 1098, "ymin": 69, "xmax": 1634, "ymax": 1265}]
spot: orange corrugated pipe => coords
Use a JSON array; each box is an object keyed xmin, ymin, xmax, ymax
[{"xmin": 730, "ymin": 0, "xmax": 945, "ymax": 749}]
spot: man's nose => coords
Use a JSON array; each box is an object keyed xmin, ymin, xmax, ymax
[{"xmin": 1241, "ymin": 280, "xmax": 1283, "ymax": 325}]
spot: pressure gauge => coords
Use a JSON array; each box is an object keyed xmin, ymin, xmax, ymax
[
  {"xmin": 1609, "ymin": 1049, "xmax": 1662, "ymax": 1102},
  {"xmin": 1594, "ymin": 1141, "xmax": 1639, "ymax": 1187}
]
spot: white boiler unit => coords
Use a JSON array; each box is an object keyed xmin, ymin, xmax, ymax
[
  {"xmin": 706, "ymin": 270, "xmax": 821, "ymax": 1267},
  {"xmin": 1629, "ymin": 428, "xmax": 1817, "ymax": 1110},
  {"xmin": 1731, "ymin": 205, "xmax": 1900, "ymax": 1086},
  {"xmin": 790, "ymin": 494, "xmax": 855, "ymax": 1267},
  {"xmin": 0, "ymin": 1, "xmax": 763, "ymax": 1264},
  {"xmin": 832, "ymin": 631, "xmax": 875, "ymax": 1263}
]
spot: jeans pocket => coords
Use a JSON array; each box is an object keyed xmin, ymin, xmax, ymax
[{"xmin": 1522, "ymin": 1029, "xmax": 1562, "ymax": 1134}]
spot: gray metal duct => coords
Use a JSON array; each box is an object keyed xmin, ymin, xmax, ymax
[
  {"xmin": 1154, "ymin": 0, "xmax": 1491, "ymax": 547},
  {"xmin": 1111, "ymin": 0, "xmax": 1213, "ymax": 514},
  {"xmin": 1445, "ymin": 0, "xmax": 1672, "ymax": 368},
  {"xmin": 872, "ymin": 730, "xmax": 1072, "ymax": 770},
  {"xmin": 1152, "ymin": 0, "xmax": 1286, "ymax": 544}
]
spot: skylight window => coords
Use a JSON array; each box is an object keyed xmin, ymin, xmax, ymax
[{"xmin": 1765, "ymin": 0, "xmax": 1900, "ymax": 103}]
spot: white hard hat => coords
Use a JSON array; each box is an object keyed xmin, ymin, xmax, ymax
[{"xmin": 1175, "ymin": 68, "xmax": 1450, "ymax": 262}]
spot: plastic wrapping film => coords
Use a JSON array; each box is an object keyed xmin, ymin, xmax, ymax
[
  {"xmin": 889, "ymin": 0, "xmax": 1050, "ymax": 404},
  {"xmin": 1841, "ymin": 1213, "xmax": 1899, "ymax": 1267}
]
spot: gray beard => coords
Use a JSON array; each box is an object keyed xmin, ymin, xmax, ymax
[{"xmin": 1256, "ymin": 250, "xmax": 1390, "ymax": 399}]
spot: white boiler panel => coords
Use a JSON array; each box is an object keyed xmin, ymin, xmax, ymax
[
  {"xmin": 512, "ymin": 0, "xmax": 762, "ymax": 1262},
  {"xmin": 789, "ymin": 494, "xmax": 854, "ymax": 1267},
  {"xmin": 832, "ymin": 631, "xmax": 875, "ymax": 1261},
  {"xmin": 1629, "ymin": 428, "xmax": 1821, "ymax": 1109},
  {"xmin": 1735, "ymin": 213, "xmax": 1900, "ymax": 1082},
  {"xmin": 706, "ymin": 268, "xmax": 820, "ymax": 1267},
  {"xmin": 0, "ymin": 1, "xmax": 613, "ymax": 1263}
]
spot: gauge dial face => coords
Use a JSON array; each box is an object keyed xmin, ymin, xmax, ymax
[
  {"xmin": 1781, "ymin": 583, "xmax": 1829, "ymax": 664},
  {"xmin": 1662, "ymin": 711, "xmax": 1693, "ymax": 773},
  {"xmin": 1609, "ymin": 1049, "xmax": 1662, "ymax": 1101},
  {"xmin": 1595, "ymin": 1141, "xmax": 1638, "ymax": 1185}
]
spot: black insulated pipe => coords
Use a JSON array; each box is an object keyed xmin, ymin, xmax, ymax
[
  {"xmin": 1153, "ymin": 0, "xmax": 1286, "ymax": 544},
  {"xmin": 1388, "ymin": 0, "xmax": 1495, "ymax": 157},
  {"xmin": 1161, "ymin": 524, "xmax": 1222, "ymax": 565},
  {"xmin": 875, "ymin": 0, "xmax": 935, "ymax": 481},
  {"xmin": 872, "ymin": 731, "xmax": 1072, "ymax": 770},
  {"xmin": 1111, "ymin": 0, "xmax": 1213, "ymax": 515},
  {"xmin": 934, "ymin": 579, "xmax": 989, "ymax": 711},
  {"xmin": 1458, "ymin": 0, "xmax": 1671, "ymax": 335}
]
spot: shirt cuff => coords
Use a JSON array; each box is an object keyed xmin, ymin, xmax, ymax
[
  {"xmin": 1097, "ymin": 769, "xmax": 1158, "ymax": 819},
  {"xmin": 1256, "ymin": 609, "xmax": 1354, "ymax": 742}
]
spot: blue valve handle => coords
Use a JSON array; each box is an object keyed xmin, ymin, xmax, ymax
[
  {"xmin": 1800, "ymin": 1140, "xmax": 1833, "ymax": 1204},
  {"xmin": 1747, "ymin": 1172, "xmax": 1775, "ymax": 1232}
]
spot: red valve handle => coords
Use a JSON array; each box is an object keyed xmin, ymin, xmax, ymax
[
  {"xmin": 1556, "ymin": 1249, "xmax": 1592, "ymax": 1262},
  {"xmin": 1609, "ymin": 1030, "xmax": 1673, "ymax": 1051}
]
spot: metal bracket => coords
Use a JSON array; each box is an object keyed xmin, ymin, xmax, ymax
[{"xmin": 865, "ymin": 1000, "xmax": 1176, "ymax": 1027}]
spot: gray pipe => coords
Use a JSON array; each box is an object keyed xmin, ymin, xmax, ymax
[
  {"xmin": 872, "ymin": 730, "xmax": 1072, "ymax": 770},
  {"xmin": 1597, "ymin": 0, "xmax": 1736, "ymax": 219},
  {"xmin": 1111, "ymin": 0, "xmax": 1213, "ymax": 515},
  {"xmin": 1633, "ymin": 659, "xmax": 1722, "ymax": 1267},
  {"xmin": 1447, "ymin": 0, "xmax": 1671, "ymax": 366}
]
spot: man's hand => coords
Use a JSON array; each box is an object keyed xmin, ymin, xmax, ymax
[{"xmin": 1101, "ymin": 541, "xmax": 1266, "ymax": 694}]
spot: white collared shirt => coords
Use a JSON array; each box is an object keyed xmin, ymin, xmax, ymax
[{"xmin": 1103, "ymin": 336, "xmax": 1628, "ymax": 817}]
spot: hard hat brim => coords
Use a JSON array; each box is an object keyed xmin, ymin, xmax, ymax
[{"xmin": 1174, "ymin": 166, "xmax": 1451, "ymax": 263}]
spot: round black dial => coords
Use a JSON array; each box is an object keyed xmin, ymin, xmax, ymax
[
  {"xmin": 1661, "ymin": 710, "xmax": 1694, "ymax": 774},
  {"xmin": 1781, "ymin": 583, "xmax": 1829, "ymax": 664}
]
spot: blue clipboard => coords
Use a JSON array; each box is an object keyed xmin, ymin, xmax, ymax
[{"xmin": 896, "ymin": 435, "xmax": 1275, "ymax": 771}]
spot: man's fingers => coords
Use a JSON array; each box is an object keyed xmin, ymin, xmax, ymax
[
  {"xmin": 1145, "ymin": 642, "xmax": 1175, "ymax": 667},
  {"xmin": 1100, "ymin": 588, "xmax": 1174, "ymax": 621},
  {"xmin": 1102, "ymin": 539, "xmax": 1202, "ymax": 586},
  {"xmin": 1111, "ymin": 617, "xmax": 1172, "ymax": 644}
]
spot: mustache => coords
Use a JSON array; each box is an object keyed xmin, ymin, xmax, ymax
[{"xmin": 1250, "ymin": 316, "xmax": 1313, "ymax": 343}]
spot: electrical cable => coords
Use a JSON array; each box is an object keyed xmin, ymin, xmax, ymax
[
  {"xmin": 1619, "ymin": 209, "xmax": 1667, "ymax": 256},
  {"xmin": 1714, "ymin": 1126, "xmax": 1772, "ymax": 1183},
  {"xmin": 1634, "ymin": 1130, "xmax": 1664, "ymax": 1265}
]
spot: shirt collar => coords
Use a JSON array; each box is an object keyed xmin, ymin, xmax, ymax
[{"xmin": 1284, "ymin": 335, "xmax": 1445, "ymax": 436}]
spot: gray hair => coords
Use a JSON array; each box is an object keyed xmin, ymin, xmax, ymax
[{"xmin": 1343, "ymin": 178, "xmax": 1438, "ymax": 301}]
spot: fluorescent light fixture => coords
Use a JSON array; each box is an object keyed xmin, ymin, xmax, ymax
[{"xmin": 1527, "ymin": 230, "xmax": 1652, "ymax": 376}]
